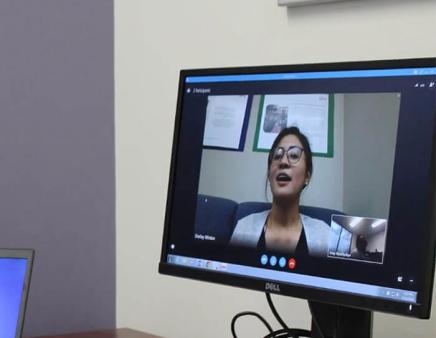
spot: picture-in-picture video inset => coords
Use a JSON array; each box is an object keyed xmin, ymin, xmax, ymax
[
  {"xmin": 328, "ymin": 215, "xmax": 387, "ymax": 264},
  {"xmin": 196, "ymin": 92, "xmax": 400, "ymax": 262}
]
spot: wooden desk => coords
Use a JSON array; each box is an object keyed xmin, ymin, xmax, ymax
[{"xmin": 31, "ymin": 328, "xmax": 163, "ymax": 338}]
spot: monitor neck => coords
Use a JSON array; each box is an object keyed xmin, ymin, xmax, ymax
[{"xmin": 309, "ymin": 301, "xmax": 373, "ymax": 338}]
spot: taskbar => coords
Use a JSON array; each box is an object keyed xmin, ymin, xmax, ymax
[{"xmin": 167, "ymin": 254, "xmax": 418, "ymax": 305}]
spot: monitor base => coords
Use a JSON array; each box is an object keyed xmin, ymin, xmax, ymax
[{"xmin": 309, "ymin": 301, "xmax": 373, "ymax": 338}]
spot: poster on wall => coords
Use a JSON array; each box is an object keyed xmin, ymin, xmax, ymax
[
  {"xmin": 203, "ymin": 95, "xmax": 250, "ymax": 151},
  {"xmin": 253, "ymin": 94, "xmax": 334, "ymax": 157}
]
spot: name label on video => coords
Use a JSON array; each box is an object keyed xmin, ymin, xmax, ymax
[
  {"xmin": 193, "ymin": 88, "xmax": 211, "ymax": 94},
  {"xmin": 195, "ymin": 233, "xmax": 216, "ymax": 241}
]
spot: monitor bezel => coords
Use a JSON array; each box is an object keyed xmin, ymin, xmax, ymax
[
  {"xmin": 0, "ymin": 248, "xmax": 35, "ymax": 338},
  {"xmin": 159, "ymin": 57, "xmax": 436, "ymax": 319}
]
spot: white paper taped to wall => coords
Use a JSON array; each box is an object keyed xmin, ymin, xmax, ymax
[
  {"xmin": 203, "ymin": 95, "xmax": 249, "ymax": 150},
  {"xmin": 256, "ymin": 94, "xmax": 330, "ymax": 154}
]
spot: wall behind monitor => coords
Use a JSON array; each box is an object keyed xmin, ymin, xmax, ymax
[
  {"xmin": 0, "ymin": 1, "xmax": 115, "ymax": 336},
  {"xmin": 115, "ymin": 1, "xmax": 436, "ymax": 337}
]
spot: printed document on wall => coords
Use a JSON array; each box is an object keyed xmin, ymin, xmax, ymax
[
  {"xmin": 203, "ymin": 95, "xmax": 249, "ymax": 150},
  {"xmin": 255, "ymin": 94, "xmax": 330, "ymax": 154}
]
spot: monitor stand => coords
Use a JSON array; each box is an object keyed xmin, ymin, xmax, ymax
[{"xmin": 309, "ymin": 301, "xmax": 373, "ymax": 338}]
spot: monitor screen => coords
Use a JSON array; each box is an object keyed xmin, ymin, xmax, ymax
[
  {"xmin": 159, "ymin": 59, "xmax": 436, "ymax": 319},
  {"xmin": 0, "ymin": 249, "xmax": 34, "ymax": 338}
]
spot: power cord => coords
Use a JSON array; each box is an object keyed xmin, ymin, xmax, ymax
[
  {"xmin": 307, "ymin": 301, "xmax": 328, "ymax": 338},
  {"xmin": 263, "ymin": 328, "xmax": 312, "ymax": 338},
  {"xmin": 230, "ymin": 292, "xmax": 313, "ymax": 338},
  {"xmin": 231, "ymin": 311, "xmax": 274, "ymax": 337}
]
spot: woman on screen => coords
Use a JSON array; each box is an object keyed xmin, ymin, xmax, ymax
[{"xmin": 230, "ymin": 127, "xmax": 330, "ymax": 257}]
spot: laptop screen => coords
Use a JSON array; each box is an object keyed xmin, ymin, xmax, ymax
[{"xmin": 0, "ymin": 250, "xmax": 34, "ymax": 338}]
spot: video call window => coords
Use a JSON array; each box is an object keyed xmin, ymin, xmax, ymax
[{"xmin": 196, "ymin": 92, "xmax": 400, "ymax": 262}]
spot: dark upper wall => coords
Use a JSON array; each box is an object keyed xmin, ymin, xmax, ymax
[{"xmin": 0, "ymin": 1, "xmax": 114, "ymax": 336}]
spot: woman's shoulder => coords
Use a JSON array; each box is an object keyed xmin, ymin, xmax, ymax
[
  {"xmin": 301, "ymin": 213, "xmax": 330, "ymax": 231},
  {"xmin": 301, "ymin": 213, "xmax": 330, "ymax": 257},
  {"xmin": 230, "ymin": 210, "xmax": 269, "ymax": 246},
  {"xmin": 234, "ymin": 209, "xmax": 269, "ymax": 233}
]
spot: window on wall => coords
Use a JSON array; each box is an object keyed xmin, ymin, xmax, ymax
[
  {"xmin": 329, "ymin": 224, "xmax": 352, "ymax": 255},
  {"xmin": 337, "ymin": 229, "xmax": 352, "ymax": 254}
]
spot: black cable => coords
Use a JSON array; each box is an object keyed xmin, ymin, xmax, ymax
[
  {"xmin": 263, "ymin": 328, "xmax": 312, "ymax": 338},
  {"xmin": 231, "ymin": 311, "xmax": 274, "ymax": 338},
  {"xmin": 230, "ymin": 293, "xmax": 313, "ymax": 338},
  {"xmin": 263, "ymin": 328, "xmax": 295, "ymax": 338},
  {"xmin": 307, "ymin": 301, "xmax": 327, "ymax": 338},
  {"xmin": 266, "ymin": 292, "xmax": 289, "ymax": 330},
  {"xmin": 266, "ymin": 292, "xmax": 311, "ymax": 337}
]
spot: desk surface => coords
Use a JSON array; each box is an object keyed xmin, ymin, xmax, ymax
[{"xmin": 32, "ymin": 328, "xmax": 163, "ymax": 338}]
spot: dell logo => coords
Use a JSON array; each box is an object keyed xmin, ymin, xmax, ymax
[{"xmin": 265, "ymin": 282, "xmax": 281, "ymax": 292}]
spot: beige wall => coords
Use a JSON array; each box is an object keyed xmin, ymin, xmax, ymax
[
  {"xmin": 343, "ymin": 93, "xmax": 400, "ymax": 219},
  {"xmin": 115, "ymin": 1, "xmax": 436, "ymax": 337}
]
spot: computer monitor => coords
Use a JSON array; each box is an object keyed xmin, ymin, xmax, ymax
[
  {"xmin": 159, "ymin": 58, "xmax": 436, "ymax": 337},
  {"xmin": 0, "ymin": 249, "xmax": 34, "ymax": 338}
]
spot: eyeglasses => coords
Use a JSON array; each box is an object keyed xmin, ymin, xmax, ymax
[{"xmin": 271, "ymin": 146, "xmax": 304, "ymax": 165}]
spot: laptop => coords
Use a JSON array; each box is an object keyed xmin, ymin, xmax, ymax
[{"xmin": 0, "ymin": 249, "xmax": 34, "ymax": 338}]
